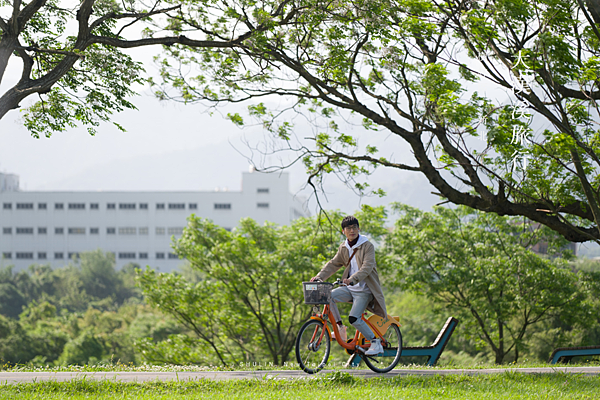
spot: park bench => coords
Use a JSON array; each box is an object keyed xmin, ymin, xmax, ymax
[
  {"xmin": 348, "ymin": 316, "xmax": 459, "ymax": 367},
  {"xmin": 549, "ymin": 345, "xmax": 600, "ymax": 364}
]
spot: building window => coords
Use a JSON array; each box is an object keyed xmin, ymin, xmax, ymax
[
  {"xmin": 55, "ymin": 227, "xmax": 64, "ymax": 234},
  {"xmin": 119, "ymin": 203, "xmax": 136, "ymax": 210},
  {"xmin": 3, "ymin": 203, "xmax": 11, "ymax": 210},
  {"xmin": 16, "ymin": 203, "xmax": 34, "ymax": 209},
  {"xmin": 90, "ymin": 228, "xmax": 99, "ymax": 234},
  {"xmin": 55, "ymin": 203, "xmax": 64, "ymax": 210},
  {"xmin": 54, "ymin": 252, "xmax": 64, "ymax": 259},
  {"xmin": 155, "ymin": 227, "xmax": 165, "ymax": 235},
  {"xmin": 168, "ymin": 203, "xmax": 185, "ymax": 210},
  {"xmin": 257, "ymin": 202, "xmax": 270, "ymax": 209},
  {"xmin": 156, "ymin": 252, "xmax": 165, "ymax": 259},
  {"xmin": 189, "ymin": 203, "xmax": 197, "ymax": 210},
  {"xmin": 214, "ymin": 203, "xmax": 231, "ymax": 210},
  {"xmin": 38, "ymin": 252, "xmax": 47, "ymax": 260},
  {"xmin": 38, "ymin": 227, "xmax": 47, "ymax": 234},
  {"xmin": 140, "ymin": 203, "xmax": 148, "ymax": 210},
  {"xmin": 90, "ymin": 203, "xmax": 99, "ymax": 210},
  {"xmin": 257, "ymin": 188, "xmax": 270, "ymax": 194},
  {"xmin": 119, "ymin": 227, "xmax": 136, "ymax": 235},
  {"xmin": 156, "ymin": 203, "xmax": 165, "ymax": 210},
  {"xmin": 118, "ymin": 252, "xmax": 136, "ymax": 259},
  {"xmin": 68, "ymin": 227, "xmax": 86, "ymax": 235},
  {"xmin": 68, "ymin": 252, "xmax": 80, "ymax": 259},
  {"xmin": 168, "ymin": 253, "xmax": 179, "ymax": 259},
  {"xmin": 2, "ymin": 252, "xmax": 11, "ymax": 259},
  {"xmin": 139, "ymin": 227, "xmax": 149, "ymax": 235},
  {"xmin": 38, "ymin": 203, "xmax": 47, "ymax": 210},
  {"xmin": 3, "ymin": 227, "xmax": 12, "ymax": 234},
  {"xmin": 107, "ymin": 203, "xmax": 116, "ymax": 210},
  {"xmin": 168, "ymin": 227, "xmax": 184, "ymax": 235},
  {"xmin": 107, "ymin": 227, "xmax": 116, "ymax": 234},
  {"xmin": 139, "ymin": 252, "xmax": 148, "ymax": 259},
  {"xmin": 16, "ymin": 252, "xmax": 33, "ymax": 259},
  {"xmin": 68, "ymin": 203, "xmax": 85, "ymax": 210},
  {"xmin": 16, "ymin": 227, "xmax": 34, "ymax": 234}
]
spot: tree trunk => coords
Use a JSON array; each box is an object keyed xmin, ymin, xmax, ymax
[
  {"xmin": 0, "ymin": 86, "xmax": 25, "ymax": 120},
  {"xmin": 570, "ymin": 146, "xmax": 600, "ymax": 238},
  {"xmin": 496, "ymin": 322, "xmax": 505, "ymax": 364},
  {"xmin": 586, "ymin": 0, "xmax": 600, "ymax": 24},
  {"xmin": 0, "ymin": 35, "xmax": 17, "ymax": 85}
]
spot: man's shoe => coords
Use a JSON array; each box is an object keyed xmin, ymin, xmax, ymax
[
  {"xmin": 332, "ymin": 325, "xmax": 347, "ymax": 342},
  {"xmin": 365, "ymin": 338, "xmax": 384, "ymax": 356},
  {"xmin": 338, "ymin": 326, "xmax": 347, "ymax": 342}
]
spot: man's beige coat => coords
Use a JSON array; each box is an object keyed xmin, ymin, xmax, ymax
[{"xmin": 316, "ymin": 239, "xmax": 387, "ymax": 318}]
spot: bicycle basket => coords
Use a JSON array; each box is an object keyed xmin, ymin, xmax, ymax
[{"xmin": 302, "ymin": 282, "xmax": 333, "ymax": 305}]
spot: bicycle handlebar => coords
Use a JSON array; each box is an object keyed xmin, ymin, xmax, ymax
[
  {"xmin": 310, "ymin": 278, "xmax": 354, "ymax": 286},
  {"xmin": 333, "ymin": 278, "xmax": 354, "ymax": 286}
]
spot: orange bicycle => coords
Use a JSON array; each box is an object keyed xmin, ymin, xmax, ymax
[{"xmin": 296, "ymin": 279, "xmax": 402, "ymax": 374}]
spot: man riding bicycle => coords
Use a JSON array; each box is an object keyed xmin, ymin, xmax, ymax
[{"xmin": 310, "ymin": 215, "xmax": 387, "ymax": 356}]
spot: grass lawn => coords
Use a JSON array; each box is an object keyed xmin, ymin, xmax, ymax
[{"xmin": 1, "ymin": 371, "xmax": 599, "ymax": 399}]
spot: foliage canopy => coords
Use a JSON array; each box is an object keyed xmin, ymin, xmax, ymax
[
  {"xmin": 0, "ymin": 251, "xmax": 149, "ymax": 366},
  {"xmin": 137, "ymin": 207, "xmax": 388, "ymax": 366},
  {"xmin": 6, "ymin": 0, "xmax": 600, "ymax": 239},
  {"xmin": 151, "ymin": 0, "xmax": 600, "ymax": 242},
  {"xmin": 383, "ymin": 204, "xmax": 592, "ymax": 364}
]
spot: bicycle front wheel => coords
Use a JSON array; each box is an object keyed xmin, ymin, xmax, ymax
[
  {"xmin": 295, "ymin": 319, "xmax": 330, "ymax": 374},
  {"xmin": 363, "ymin": 324, "xmax": 402, "ymax": 373}
]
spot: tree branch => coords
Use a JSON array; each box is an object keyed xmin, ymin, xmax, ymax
[
  {"xmin": 17, "ymin": 45, "xmax": 85, "ymax": 59},
  {"xmin": 319, "ymin": 144, "xmax": 421, "ymax": 172},
  {"xmin": 17, "ymin": 0, "xmax": 48, "ymax": 32},
  {"xmin": 76, "ymin": 0, "xmax": 95, "ymax": 38},
  {"xmin": 11, "ymin": 0, "xmax": 22, "ymax": 33},
  {"xmin": 89, "ymin": 5, "xmax": 182, "ymax": 33},
  {"xmin": 15, "ymin": 42, "xmax": 33, "ymax": 83},
  {"xmin": 577, "ymin": 0, "xmax": 600, "ymax": 41},
  {"xmin": 89, "ymin": 34, "xmax": 246, "ymax": 49},
  {"xmin": 0, "ymin": 17, "xmax": 9, "ymax": 33}
]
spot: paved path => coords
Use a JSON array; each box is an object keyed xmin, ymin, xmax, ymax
[{"xmin": 2, "ymin": 367, "xmax": 600, "ymax": 383}]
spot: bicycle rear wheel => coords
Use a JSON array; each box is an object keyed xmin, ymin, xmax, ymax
[
  {"xmin": 295, "ymin": 319, "xmax": 330, "ymax": 374},
  {"xmin": 363, "ymin": 324, "xmax": 402, "ymax": 373}
]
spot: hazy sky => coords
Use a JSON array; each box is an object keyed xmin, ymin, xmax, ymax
[{"xmin": 0, "ymin": 48, "xmax": 440, "ymax": 217}]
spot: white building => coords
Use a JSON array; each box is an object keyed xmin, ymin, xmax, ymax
[
  {"xmin": 0, "ymin": 171, "xmax": 307, "ymax": 271},
  {"xmin": 0, "ymin": 173, "xmax": 19, "ymax": 192}
]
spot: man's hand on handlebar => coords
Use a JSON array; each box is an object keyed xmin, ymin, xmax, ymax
[{"xmin": 309, "ymin": 276, "xmax": 353, "ymax": 285}]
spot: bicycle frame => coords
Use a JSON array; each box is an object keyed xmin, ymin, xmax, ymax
[{"xmin": 308, "ymin": 303, "xmax": 395, "ymax": 352}]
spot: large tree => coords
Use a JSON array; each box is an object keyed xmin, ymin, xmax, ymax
[
  {"xmin": 6, "ymin": 0, "xmax": 600, "ymax": 241},
  {"xmin": 384, "ymin": 204, "xmax": 588, "ymax": 364},
  {"xmin": 137, "ymin": 207, "xmax": 388, "ymax": 366},
  {"xmin": 151, "ymin": 0, "xmax": 600, "ymax": 243},
  {"xmin": 0, "ymin": 0, "xmax": 261, "ymax": 136}
]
